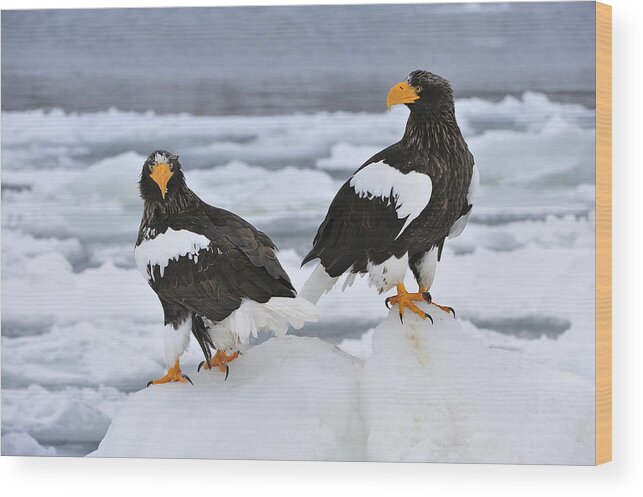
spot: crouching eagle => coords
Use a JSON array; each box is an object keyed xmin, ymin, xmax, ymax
[
  {"xmin": 301, "ymin": 70, "xmax": 478, "ymax": 322},
  {"xmin": 135, "ymin": 150, "xmax": 318, "ymax": 385}
]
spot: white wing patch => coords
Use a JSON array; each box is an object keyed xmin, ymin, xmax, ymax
[
  {"xmin": 135, "ymin": 228, "xmax": 211, "ymax": 281},
  {"xmin": 350, "ymin": 161, "xmax": 432, "ymax": 238},
  {"xmin": 449, "ymin": 164, "xmax": 480, "ymax": 239}
]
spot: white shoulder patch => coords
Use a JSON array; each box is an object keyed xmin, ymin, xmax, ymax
[
  {"xmin": 135, "ymin": 228, "xmax": 211, "ymax": 281},
  {"xmin": 449, "ymin": 164, "xmax": 480, "ymax": 239},
  {"xmin": 349, "ymin": 161, "xmax": 432, "ymax": 238}
]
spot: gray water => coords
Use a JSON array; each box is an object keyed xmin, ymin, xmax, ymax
[{"xmin": 2, "ymin": 2, "xmax": 596, "ymax": 115}]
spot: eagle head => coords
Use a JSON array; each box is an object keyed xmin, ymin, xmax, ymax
[
  {"xmin": 139, "ymin": 149, "xmax": 184, "ymax": 202},
  {"xmin": 387, "ymin": 70, "xmax": 454, "ymax": 113}
]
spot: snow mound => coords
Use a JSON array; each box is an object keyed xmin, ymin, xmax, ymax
[
  {"xmin": 362, "ymin": 305, "xmax": 594, "ymax": 464},
  {"xmin": 92, "ymin": 337, "xmax": 365, "ymax": 460},
  {"xmin": 91, "ymin": 313, "xmax": 593, "ymax": 463}
]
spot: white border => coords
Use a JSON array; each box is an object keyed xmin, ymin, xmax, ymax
[{"xmin": 1, "ymin": 0, "xmax": 642, "ymax": 495}]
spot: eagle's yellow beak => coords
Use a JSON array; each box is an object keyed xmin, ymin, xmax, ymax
[
  {"xmin": 386, "ymin": 81, "xmax": 421, "ymax": 110},
  {"xmin": 150, "ymin": 163, "xmax": 173, "ymax": 199}
]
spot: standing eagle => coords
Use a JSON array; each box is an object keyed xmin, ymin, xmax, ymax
[
  {"xmin": 135, "ymin": 150, "xmax": 318, "ymax": 385},
  {"xmin": 300, "ymin": 70, "xmax": 478, "ymax": 322}
]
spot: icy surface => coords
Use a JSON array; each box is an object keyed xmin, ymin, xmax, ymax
[
  {"xmin": 362, "ymin": 307, "xmax": 594, "ymax": 464},
  {"xmin": 2, "ymin": 93, "xmax": 597, "ymax": 457},
  {"xmin": 92, "ymin": 337, "xmax": 365, "ymax": 460},
  {"xmin": 92, "ymin": 315, "xmax": 593, "ymax": 463},
  {"xmin": 1, "ymin": 432, "xmax": 56, "ymax": 457}
]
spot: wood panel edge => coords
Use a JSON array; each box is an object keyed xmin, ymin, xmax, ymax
[{"xmin": 595, "ymin": 0, "xmax": 612, "ymax": 466}]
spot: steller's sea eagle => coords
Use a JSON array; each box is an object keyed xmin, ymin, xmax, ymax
[
  {"xmin": 300, "ymin": 70, "xmax": 478, "ymax": 323},
  {"xmin": 135, "ymin": 150, "xmax": 318, "ymax": 385}
]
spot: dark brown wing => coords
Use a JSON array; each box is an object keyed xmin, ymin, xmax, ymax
[
  {"xmin": 147, "ymin": 208, "xmax": 295, "ymax": 324},
  {"xmin": 302, "ymin": 144, "xmax": 420, "ymax": 276}
]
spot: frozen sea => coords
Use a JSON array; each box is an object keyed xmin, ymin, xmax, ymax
[{"xmin": 1, "ymin": 93, "xmax": 596, "ymax": 456}]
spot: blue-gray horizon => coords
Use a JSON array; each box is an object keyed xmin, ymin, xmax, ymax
[{"xmin": 1, "ymin": 2, "xmax": 596, "ymax": 115}]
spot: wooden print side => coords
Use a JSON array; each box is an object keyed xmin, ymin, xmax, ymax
[{"xmin": 595, "ymin": 1, "xmax": 612, "ymax": 466}]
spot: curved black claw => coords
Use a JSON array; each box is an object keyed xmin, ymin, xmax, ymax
[
  {"xmin": 425, "ymin": 312, "xmax": 434, "ymax": 324},
  {"xmin": 224, "ymin": 365, "xmax": 230, "ymax": 381},
  {"xmin": 197, "ymin": 360, "xmax": 206, "ymax": 372},
  {"xmin": 422, "ymin": 292, "xmax": 432, "ymax": 304},
  {"xmin": 385, "ymin": 297, "xmax": 392, "ymax": 310},
  {"xmin": 146, "ymin": 380, "xmax": 153, "ymax": 388},
  {"xmin": 432, "ymin": 304, "xmax": 456, "ymax": 318},
  {"xmin": 183, "ymin": 374, "xmax": 193, "ymax": 385},
  {"xmin": 399, "ymin": 313, "xmax": 404, "ymax": 325}
]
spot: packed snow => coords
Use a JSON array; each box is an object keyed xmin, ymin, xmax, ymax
[
  {"xmin": 93, "ymin": 337, "xmax": 366, "ymax": 461},
  {"xmin": 92, "ymin": 310, "xmax": 593, "ymax": 463},
  {"xmin": 362, "ymin": 307, "xmax": 593, "ymax": 464},
  {"xmin": 2, "ymin": 93, "xmax": 596, "ymax": 459}
]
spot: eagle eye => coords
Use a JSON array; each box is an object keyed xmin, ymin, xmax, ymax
[{"xmin": 415, "ymin": 85, "xmax": 423, "ymax": 94}]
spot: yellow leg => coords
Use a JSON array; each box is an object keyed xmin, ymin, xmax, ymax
[
  {"xmin": 147, "ymin": 360, "xmax": 192, "ymax": 387},
  {"xmin": 198, "ymin": 350, "xmax": 240, "ymax": 380},
  {"xmin": 385, "ymin": 283, "xmax": 433, "ymax": 323}
]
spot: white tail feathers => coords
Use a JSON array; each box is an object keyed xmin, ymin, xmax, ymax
[
  {"xmin": 299, "ymin": 263, "xmax": 339, "ymax": 304},
  {"xmin": 216, "ymin": 296, "xmax": 319, "ymax": 343}
]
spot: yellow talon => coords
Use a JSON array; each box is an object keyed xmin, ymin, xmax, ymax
[
  {"xmin": 199, "ymin": 350, "xmax": 240, "ymax": 376},
  {"xmin": 418, "ymin": 287, "xmax": 457, "ymax": 318},
  {"xmin": 385, "ymin": 283, "xmax": 433, "ymax": 323},
  {"xmin": 147, "ymin": 360, "xmax": 192, "ymax": 387}
]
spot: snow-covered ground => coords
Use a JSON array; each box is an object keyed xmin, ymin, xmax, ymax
[
  {"xmin": 93, "ymin": 310, "xmax": 593, "ymax": 464},
  {"xmin": 1, "ymin": 92, "xmax": 596, "ymax": 459},
  {"xmin": 93, "ymin": 337, "xmax": 366, "ymax": 461},
  {"xmin": 362, "ymin": 307, "xmax": 593, "ymax": 464}
]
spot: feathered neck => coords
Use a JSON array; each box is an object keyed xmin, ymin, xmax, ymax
[
  {"xmin": 401, "ymin": 102, "xmax": 461, "ymax": 152},
  {"xmin": 140, "ymin": 184, "xmax": 202, "ymax": 229}
]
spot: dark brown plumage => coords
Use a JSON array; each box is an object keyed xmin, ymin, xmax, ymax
[
  {"xmin": 301, "ymin": 70, "xmax": 477, "ymax": 322},
  {"xmin": 135, "ymin": 150, "xmax": 316, "ymax": 384}
]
